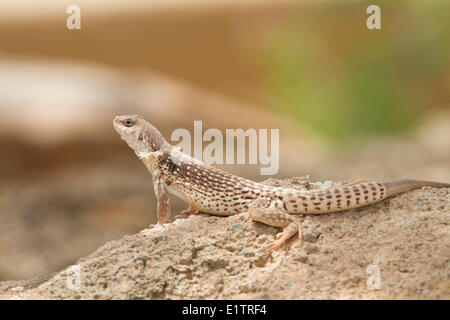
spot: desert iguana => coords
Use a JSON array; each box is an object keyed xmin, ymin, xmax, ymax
[{"xmin": 113, "ymin": 115, "xmax": 450, "ymax": 251}]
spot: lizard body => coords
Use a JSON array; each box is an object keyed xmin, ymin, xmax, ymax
[{"xmin": 113, "ymin": 115, "xmax": 450, "ymax": 251}]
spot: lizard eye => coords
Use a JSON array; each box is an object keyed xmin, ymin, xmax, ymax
[{"xmin": 123, "ymin": 119, "xmax": 135, "ymax": 127}]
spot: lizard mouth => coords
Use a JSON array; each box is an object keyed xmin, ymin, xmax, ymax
[{"xmin": 112, "ymin": 116, "xmax": 124, "ymax": 132}]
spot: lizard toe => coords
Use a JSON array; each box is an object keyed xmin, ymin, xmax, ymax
[{"xmin": 265, "ymin": 239, "xmax": 286, "ymax": 252}]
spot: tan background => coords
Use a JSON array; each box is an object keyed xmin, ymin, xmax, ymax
[{"xmin": 0, "ymin": 0, "xmax": 449, "ymax": 280}]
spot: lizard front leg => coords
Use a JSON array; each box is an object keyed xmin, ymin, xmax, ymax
[
  {"xmin": 181, "ymin": 204, "xmax": 199, "ymax": 215},
  {"xmin": 248, "ymin": 197, "xmax": 302, "ymax": 252},
  {"xmin": 152, "ymin": 174, "xmax": 171, "ymax": 224}
]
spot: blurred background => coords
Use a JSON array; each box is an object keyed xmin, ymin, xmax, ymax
[{"xmin": 0, "ymin": 0, "xmax": 449, "ymax": 280}]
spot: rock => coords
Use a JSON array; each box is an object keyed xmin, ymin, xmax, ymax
[
  {"xmin": 0, "ymin": 185, "xmax": 449, "ymax": 299},
  {"xmin": 304, "ymin": 244, "xmax": 319, "ymax": 254}
]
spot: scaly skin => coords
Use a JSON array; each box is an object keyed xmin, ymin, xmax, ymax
[{"xmin": 113, "ymin": 115, "xmax": 450, "ymax": 251}]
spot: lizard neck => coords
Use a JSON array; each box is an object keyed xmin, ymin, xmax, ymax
[{"xmin": 142, "ymin": 122, "xmax": 171, "ymax": 152}]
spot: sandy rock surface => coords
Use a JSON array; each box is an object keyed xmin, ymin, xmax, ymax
[{"xmin": 0, "ymin": 178, "xmax": 449, "ymax": 300}]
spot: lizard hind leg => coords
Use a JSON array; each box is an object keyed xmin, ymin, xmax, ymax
[
  {"xmin": 248, "ymin": 197, "xmax": 302, "ymax": 252},
  {"xmin": 342, "ymin": 179, "xmax": 367, "ymax": 187}
]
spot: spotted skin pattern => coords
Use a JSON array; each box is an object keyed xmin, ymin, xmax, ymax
[
  {"xmin": 139, "ymin": 146, "xmax": 389, "ymax": 251},
  {"xmin": 113, "ymin": 115, "xmax": 450, "ymax": 251},
  {"xmin": 164, "ymin": 157, "xmax": 387, "ymax": 216}
]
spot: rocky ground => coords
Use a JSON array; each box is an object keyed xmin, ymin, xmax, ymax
[{"xmin": 1, "ymin": 178, "xmax": 448, "ymax": 300}]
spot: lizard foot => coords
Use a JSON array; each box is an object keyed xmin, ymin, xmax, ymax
[
  {"xmin": 266, "ymin": 222, "xmax": 303, "ymax": 252},
  {"xmin": 139, "ymin": 222, "xmax": 165, "ymax": 233},
  {"xmin": 181, "ymin": 204, "xmax": 199, "ymax": 215},
  {"xmin": 248, "ymin": 197, "xmax": 303, "ymax": 252}
]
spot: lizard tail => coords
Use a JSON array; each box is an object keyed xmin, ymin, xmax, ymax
[{"xmin": 383, "ymin": 179, "xmax": 450, "ymax": 198}]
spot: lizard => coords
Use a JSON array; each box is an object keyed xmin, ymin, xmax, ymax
[{"xmin": 113, "ymin": 114, "xmax": 450, "ymax": 251}]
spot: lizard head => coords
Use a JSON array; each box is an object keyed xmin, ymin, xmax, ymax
[{"xmin": 113, "ymin": 115, "xmax": 170, "ymax": 156}]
